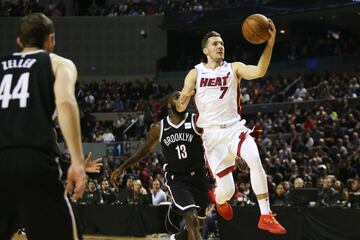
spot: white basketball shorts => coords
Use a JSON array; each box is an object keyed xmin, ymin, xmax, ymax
[{"xmin": 201, "ymin": 119, "xmax": 252, "ymax": 176}]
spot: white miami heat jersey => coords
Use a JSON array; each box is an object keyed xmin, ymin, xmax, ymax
[{"xmin": 194, "ymin": 62, "xmax": 241, "ymax": 128}]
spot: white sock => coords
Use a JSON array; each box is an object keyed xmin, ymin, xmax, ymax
[{"xmin": 258, "ymin": 198, "xmax": 271, "ymax": 215}]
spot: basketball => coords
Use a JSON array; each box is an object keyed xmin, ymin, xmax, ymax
[{"xmin": 242, "ymin": 14, "xmax": 271, "ymax": 44}]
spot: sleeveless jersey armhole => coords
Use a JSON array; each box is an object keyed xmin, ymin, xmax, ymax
[
  {"xmin": 158, "ymin": 120, "xmax": 164, "ymax": 143},
  {"xmin": 191, "ymin": 114, "xmax": 201, "ymax": 136}
]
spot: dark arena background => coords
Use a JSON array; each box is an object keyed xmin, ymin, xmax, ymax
[{"xmin": 1, "ymin": 0, "xmax": 360, "ymax": 239}]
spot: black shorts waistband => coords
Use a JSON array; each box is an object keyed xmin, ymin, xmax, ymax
[{"xmin": 166, "ymin": 168, "xmax": 207, "ymax": 177}]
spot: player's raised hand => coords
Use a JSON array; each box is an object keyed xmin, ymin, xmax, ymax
[
  {"xmin": 267, "ymin": 18, "xmax": 276, "ymax": 47},
  {"xmin": 84, "ymin": 152, "xmax": 103, "ymax": 173}
]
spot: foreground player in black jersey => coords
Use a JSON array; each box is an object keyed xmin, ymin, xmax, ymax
[
  {"xmin": 111, "ymin": 91, "xmax": 209, "ymax": 240},
  {"xmin": 0, "ymin": 13, "xmax": 86, "ymax": 240}
]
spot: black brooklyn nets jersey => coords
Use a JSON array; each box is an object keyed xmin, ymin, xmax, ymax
[
  {"xmin": 0, "ymin": 50, "xmax": 58, "ymax": 156},
  {"xmin": 160, "ymin": 113, "xmax": 204, "ymax": 174}
]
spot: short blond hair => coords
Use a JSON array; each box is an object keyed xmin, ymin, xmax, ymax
[{"xmin": 201, "ymin": 31, "xmax": 221, "ymax": 49}]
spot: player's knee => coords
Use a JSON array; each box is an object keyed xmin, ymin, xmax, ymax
[
  {"xmin": 252, "ymin": 156, "xmax": 264, "ymax": 169},
  {"xmin": 225, "ymin": 184, "xmax": 235, "ymax": 199},
  {"xmin": 184, "ymin": 210, "xmax": 200, "ymax": 229},
  {"xmin": 243, "ymin": 149, "xmax": 263, "ymax": 171},
  {"xmin": 241, "ymin": 137, "xmax": 262, "ymax": 169}
]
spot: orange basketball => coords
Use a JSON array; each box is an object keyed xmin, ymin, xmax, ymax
[{"xmin": 242, "ymin": 14, "xmax": 271, "ymax": 45}]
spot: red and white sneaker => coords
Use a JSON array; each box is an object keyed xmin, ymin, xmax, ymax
[
  {"xmin": 258, "ymin": 212, "xmax": 286, "ymax": 234},
  {"xmin": 216, "ymin": 202, "xmax": 233, "ymax": 221},
  {"xmin": 208, "ymin": 188, "xmax": 233, "ymax": 221}
]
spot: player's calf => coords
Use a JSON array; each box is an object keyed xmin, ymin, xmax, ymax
[{"xmin": 184, "ymin": 210, "xmax": 203, "ymax": 240}]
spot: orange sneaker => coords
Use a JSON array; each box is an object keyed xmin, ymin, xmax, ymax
[
  {"xmin": 216, "ymin": 202, "xmax": 233, "ymax": 221},
  {"xmin": 258, "ymin": 212, "xmax": 286, "ymax": 234},
  {"xmin": 208, "ymin": 188, "xmax": 216, "ymax": 203},
  {"xmin": 208, "ymin": 188, "xmax": 233, "ymax": 221}
]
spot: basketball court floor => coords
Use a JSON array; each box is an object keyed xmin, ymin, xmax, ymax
[{"xmin": 12, "ymin": 234, "xmax": 161, "ymax": 240}]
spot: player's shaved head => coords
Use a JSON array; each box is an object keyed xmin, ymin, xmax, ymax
[
  {"xmin": 168, "ymin": 91, "xmax": 181, "ymax": 105},
  {"xmin": 168, "ymin": 91, "xmax": 186, "ymax": 116}
]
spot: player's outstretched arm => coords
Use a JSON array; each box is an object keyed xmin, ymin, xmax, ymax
[
  {"xmin": 53, "ymin": 55, "xmax": 86, "ymax": 200},
  {"xmin": 176, "ymin": 69, "xmax": 197, "ymax": 112},
  {"xmin": 111, "ymin": 122, "xmax": 160, "ymax": 186},
  {"xmin": 233, "ymin": 19, "xmax": 276, "ymax": 80}
]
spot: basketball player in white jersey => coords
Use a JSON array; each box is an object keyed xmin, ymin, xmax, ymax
[{"xmin": 176, "ymin": 21, "xmax": 286, "ymax": 234}]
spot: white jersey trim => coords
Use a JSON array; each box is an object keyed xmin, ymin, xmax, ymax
[
  {"xmin": 166, "ymin": 112, "xmax": 189, "ymax": 129},
  {"xmin": 191, "ymin": 114, "xmax": 201, "ymax": 136},
  {"xmin": 13, "ymin": 49, "xmax": 45, "ymax": 56},
  {"xmin": 163, "ymin": 163, "xmax": 168, "ymax": 171},
  {"xmin": 55, "ymin": 160, "xmax": 78, "ymax": 240},
  {"xmin": 159, "ymin": 120, "xmax": 164, "ymax": 143},
  {"xmin": 230, "ymin": 62, "xmax": 238, "ymax": 82},
  {"xmin": 64, "ymin": 196, "xmax": 79, "ymax": 240},
  {"xmin": 199, "ymin": 61, "xmax": 227, "ymax": 71}
]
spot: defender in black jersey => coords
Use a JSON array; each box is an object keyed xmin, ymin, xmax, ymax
[
  {"xmin": 0, "ymin": 13, "xmax": 86, "ymax": 240},
  {"xmin": 111, "ymin": 91, "xmax": 209, "ymax": 240}
]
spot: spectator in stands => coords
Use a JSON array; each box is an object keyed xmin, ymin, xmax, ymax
[
  {"xmin": 54, "ymin": 0, "xmax": 66, "ymax": 16},
  {"xmin": 99, "ymin": 178, "xmax": 117, "ymax": 204},
  {"xmin": 232, "ymin": 181, "xmax": 256, "ymax": 206},
  {"xmin": 304, "ymin": 176, "xmax": 314, "ymax": 188},
  {"xmin": 85, "ymin": 90, "xmax": 95, "ymax": 105},
  {"xmin": 292, "ymin": 83, "xmax": 308, "ymax": 102},
  {"xmin": 271, "ymin": 184, "xmax": 288, "ymax": 206},
  {"xmin": 348, "ymin": 179, "xmax": 359, "ymax": 193},
  {"xmin": 282, "ymin": 181, "xmax": 291, "ymax": 196},
  {"xmin": 113, "ymin": 98, "xmax": 124, "ymax": 112},
  {"xmin": 92, "ymin": 130, "xmax": 104, "ymax": 142},
  {"xmin": 294, "ymin": 177, "xmax": 304, "ymax": 189},
  {"xmin": 334, "ymin": 180, "xmax": 348, "ymax": 202},
  {"xmin": 241, "ymin": 88, "xmax": 250, "ymax": 104},
  {"xmin": 128, "ymin": 179, "xmax": 150, "ymax": 205},
  {"xmin": 81, "ymin": 179, "xmax": 101, "ymax": 205},
  {"xmin": 150, "ymin": 179, "xmax": 167, "ymax": 205},
  {"xmin": 318, "ymin": 176, "xmax": 339, "ymax": 206},
  {"xmin": 278, "ymin": 143, "xmax": 292, "ymax": 161},
  {"xmin": 102, "ymin": 128, "xmax": 115, "ymax": 143},
  {"xmin": 317, "ymin": 164, "xmax": 327, "ymax": 179},
  {"xmin": 118, "ymin": 176, "xmax": 134, "ymax": 204},
  {"xmin": 351, "ymin": 132, "xmax": 360, "ymax": 151}
]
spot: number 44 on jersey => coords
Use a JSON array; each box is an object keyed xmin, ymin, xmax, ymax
[{"xmin": 0, "ymin": 73, "xmax": 30, "ymax": 109}]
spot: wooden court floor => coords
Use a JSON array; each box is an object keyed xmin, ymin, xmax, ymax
[{"xmin": 12, "ymin": 234, "xmax": 161, "ymax": 240}]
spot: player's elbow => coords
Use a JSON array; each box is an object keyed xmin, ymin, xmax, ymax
[
  {"xmin": 56, "ymin": 96, "xmax": 77, "ymax": 107},
  {"xmin": 256, "ymin": 66, "xmax": 267, "ymax": 78},
  {"xmin": 55, "ymin": 99, "xmax": 79, "ymax": 120},
  {"xmin": 258, "ymin": 70, "xmax": 267, "ymax": 78}
]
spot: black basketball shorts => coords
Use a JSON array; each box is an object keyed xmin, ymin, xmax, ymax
[
  {"xmin": 165, "ymin": 169, "xmax": 209, "ymax": 218},
  {"xmin": 0, "ymin": 148, "xmax": 81, "ymax": 240}
]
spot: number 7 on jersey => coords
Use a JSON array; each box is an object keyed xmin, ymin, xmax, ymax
[{"xmin": 219, "ymin": 86, "xmax": 228, "ymax": 99}]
